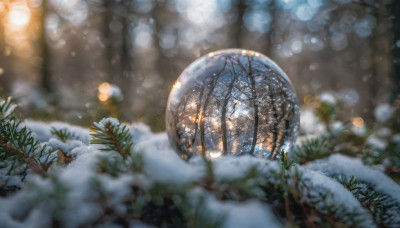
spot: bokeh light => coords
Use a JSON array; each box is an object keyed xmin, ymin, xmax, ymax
[
  {"xmin": 98, "ymin": 82, "xmax": 112, "ymax": 102},
  {"xmin": 352, "ymin": 117, "xmax": 364, "ymax": 128},
  {"xmin": 0, "ymin": 0, "xmax": 397, "ymax": 131},
  {"xmin": 8, "ymin": 2, "xmax": 31, "ymax": 27}
]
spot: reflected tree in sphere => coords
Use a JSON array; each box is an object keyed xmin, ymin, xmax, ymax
[{"xmin": 166, "ymin": 49, "xmax": 300, "ymax": 160}]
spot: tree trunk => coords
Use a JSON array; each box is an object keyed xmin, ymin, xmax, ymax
[
  {"xmin": 103, "ymin": 1, "xmax": 113, "ymax": 82},
  {"xmin": 390, "ymin": 1, "xmax": 400, "ymax": 130},
  {"xmin": 120, "ymin": 13, "xmax": 131, "ymax": 80},
  {"xmin": 233, "ymin": 0, "xmax": 245, "ymax": 48},
  {"xmin": 40, "ymin": 0, "xmax": 52, "ymax": 95}
]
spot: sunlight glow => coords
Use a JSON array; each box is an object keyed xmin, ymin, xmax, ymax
[
  {"xmin": 206, "ymin": 150, "xmax": 223, "ymax": 160},
  {"xmin": 211, "ymin": 117, "xmax": 220, "ymax": 128},
  {"xmin": 217, "ymin": 140, "xmax": 223, "ymax": 151},
  {"xmin": 8, "ymin": 3, "xmax": 31, "ymax": 27},
  {"xmin": 0, "ymin": 2, "xmax": 5, "ymax": 13},
  {"xmin": 98, "ymin": 82, "xmax": 112, "ymax": 102},
  {"xmin": 98, "ymin": 94, "xmax": 109, "ymax": 102},
  {"xmin": 352, "ymin": 117, "xmax": 364, "ymax": 127},
  {"xmin": 189, "ymin": 101, "xmax": 196, "ymax": 109},
  {"xmin": 3, "ymin": 1, "xmax": 34, "ymax": 58},
  {"xmin": 173, "ymin": 81, "xmax": 182, "ymax": 89}
]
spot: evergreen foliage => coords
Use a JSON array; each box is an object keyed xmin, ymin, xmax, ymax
[
  {"xmin": 1, "ymin": 96, "xmax": 400, "ymax": 228},
  {"xmin": 292, "ymin": 138, "xmax": 332, "ymax": 164},
  {"xmin": 90, "ymin": 118, "xmax": 133, "ymax": 159},
  {"xmin": 0, "ymin": 97, "xmax": 55, "ymax": 180},
  {"xmin": 336, "ymin": 175, "xmax": 400, "ymax": 226},
  {"xmin": 50, "ymin": 127, "xmax": 77, "ymax": 143}
]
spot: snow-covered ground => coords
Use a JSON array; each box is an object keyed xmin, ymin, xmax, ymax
[{"xmin": 0, "ymin": 119, "xmax": 399, "ymax": 228}]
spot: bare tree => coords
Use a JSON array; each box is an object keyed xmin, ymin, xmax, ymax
[
  {"xmin": 233, "ymin": 0, "xmax": 245, "ymax": 48},
  {"xmin": 389, "ymin": 0, "xmax": 400, "ymax": 130},
  {"xmin": 40, "ymin": 0, "xmax": 52, "ymax": 95},
  {"xmin": 102, "ymin": 0, "xmax": 133, "ymax": 119}
]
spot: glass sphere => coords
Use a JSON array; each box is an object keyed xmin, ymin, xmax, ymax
[{"xmin": 166, "ymin": 49, "xmax": 300, "ymax": 160}]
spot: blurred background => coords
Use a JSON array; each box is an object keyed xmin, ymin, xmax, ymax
[{"xmin": 0, "ymin": 0, "xmax": 399, "ymax": 131}]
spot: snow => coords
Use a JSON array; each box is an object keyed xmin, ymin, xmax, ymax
[
  {"xmin": 374, "ymin": 103, "xmax": 393, "ymax": 123},
  {"xmin": 0, "ymin": 119, "xmax": 399, "ymax": 227},
  {"xmin": 129, "ymin": 123, "xmax": 153, "ymax": 143},
  {"xmin": 300, "ymin": 109, "xmax": 325, "ymax": 134},
  {"xmin": 47, "ymin": 138, "xmax": 86, "ymax": 154},
  {"xmin": 330, "ymin": 121, "xmax": 345, "ymax": 135},
  {"xmin": 297, "ymin": 168, "xmax": 375, "ymax": 227},
  {"xmin": 134, "ymin": 132, "xmax": 279, "ymax": 185},
  {"xmin": 366, "ymin": 135, "xmax": 387, "ymax": 150},
  {"xmin": 376, "ymin": 127, "xmax": 392, "ymax": 137},
  {"xmin": 305, "ymin": 154, "xmax": 400, "ymax": 203},
  {"xmin": 187, "ymin": 188, "xmax": 281, "ymax": 228},
  {"xmin": 27, "ymin": 149, "xmax": 102, "ymax": 228},
  {"xmin": 351, "ymin": 125, "xmax": 367, "ymax": 136},
  {"xmin": 25, "ymin": 120, "xmax": 90, "ymax": 144},
  {"xmin": 391, "ymin": 134, "xmax": 400, "ymax": 144},
  {"xmin": 212, "ymin": 155, "xmax": 279, "ymax": 182},
  {"xmin": 0, "ymin": 103, "xmax": 16, "ymax": 119},
  {"xmin": 319, "ymin": 92, "xmax": 336, "ymax": 104},
  {"xmin": 342, "ymin": 89, "xmax": 359, "ymax": 107},
  {"xmin": 208, "ymin": 197, "xmax": 281, "ymax": 228},
  {"xmin": 108, "ymin": 84, "xmax": 124, "ymax": 101},
  {"xmin": 0, "ymin": 193, "xmax": 31, "ymax": 228},
  {"xmin": 135, "ymin": 132, "xmax": 204, "ymax": 184},
  {"xmin": 99, "ymin": 174, "xmax": 135, "ymax": 212},
  {"xmin": 0, "ymin": 167, "xmax": 23, "ymax": 188},
  {"xmin": 93, "ymin": 117, "xmax": 121, "ymax": 129}
]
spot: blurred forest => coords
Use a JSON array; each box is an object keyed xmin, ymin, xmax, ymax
[{"xmin": 0, "ymin": 0, "xmax": 399, "ymax": 131}]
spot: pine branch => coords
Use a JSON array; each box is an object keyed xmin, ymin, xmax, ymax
[
  {"xmin": 97, "ymin": 153, "xmax": 126, "ymax": 176},
  {"xmin": 50, "ymin": 128, "xmax": 77, "ymax": 165},
  {"xmin": 126, "ymin": 150, "xmax": 144, "ymax": 173},
  {"xmin": 194, "ymin": 152, "xmax": 216, "ymax": 191},
  {"xmin": 50, "ymin": 127, "xmax": 76, "ymax": 143},
  {"xmin": 1, "ymin": 94, "xmax": 400, "ymax": 227},
  {"xmin": 337, "ymin": 175, "xmax": 400, "ymax": 226},
  {"xmin": 0, "ymin": 182, "xmax": 21, "ymax": 197},
  {"xmin": 213, "ymin": 165, "xmax": 265, "ymax": 201},
  {"xmin": 185, "ymin": 195, "xmax": 227, "ymax": 228},
  {"xmin": 0, "ymin": 133, "xmax": 46, "ymax": 177},
  {"xmin": 90, "ymin": 119, "xmax": 133, "ymax": 159},
  {"xmin": 315, "ymin": 100, "xmax": 337, "ymax": 128},
  {"xmin": 56, "ymin": 150, "xmax": 74, "ymax": 165},
  {"xmin": 293, "ymin": 138, "xmax": 332, "ymax": 164},
  {"xmin": 91, "ymin": 118, "xmax": 143, "ymax": 175},
  {"xmin": 0, "ymin": 97, "xmax": 17, "ymax": 121},
  {"xmin": 0, "ymin": 97, "xmax": 55, "ymax": 179},
  {"xmin": 280, "ymin": 150, "xmax": 296, "ymax": 169}
]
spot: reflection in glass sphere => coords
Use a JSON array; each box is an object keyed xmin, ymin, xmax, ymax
[{"xmin": 166, "ymin": 49, "xmax": 300, "ymax": 160}]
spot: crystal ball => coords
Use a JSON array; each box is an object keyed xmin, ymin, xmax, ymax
[{"xmin": 166, "ymin": 49, "xmax": 300, "ymax": 160}]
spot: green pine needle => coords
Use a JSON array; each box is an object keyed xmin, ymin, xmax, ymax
[
  {"xmin": 280, "ymin": 150, "xmax": 296, "ymax": 169},
  {"xmin": 50, "ymin": 127, "xmax": 76, "ymax": 143},
  {"xmin": 0, "ymin": 97, "xmax": 55, "ymax": 179},
  {"xmin": 90, "ymin": 119, "xmax": 133, "ymax": 159},
  {"xmin": 293, "ymin": 138, "xmax": 332, "ymax": 164},
  {"xmin": 336, "ymin": 175, "xmax": 400, "ymax": 226}
]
